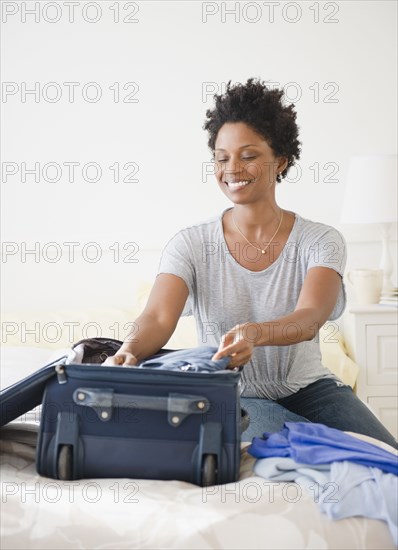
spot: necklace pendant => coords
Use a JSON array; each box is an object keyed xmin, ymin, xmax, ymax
[{"xmin": 261, "ymin": 250, "xmax": 266, "ymax": 255}]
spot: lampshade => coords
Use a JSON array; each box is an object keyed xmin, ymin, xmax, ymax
[{"xmin": 341, "ymin": 154, "xmax": 397, "ymax": 224}]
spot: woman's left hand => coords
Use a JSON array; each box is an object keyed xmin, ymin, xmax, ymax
[{"xmin": 211, "ymin": 323, "xmax": 256, "ymax": 369}]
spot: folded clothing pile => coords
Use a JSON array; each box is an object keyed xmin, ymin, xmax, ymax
[{"xmin": 248, "ymin": 422, "xmax": 398, "ymax": 544}]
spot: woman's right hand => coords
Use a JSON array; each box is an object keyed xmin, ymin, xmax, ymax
[{"xmin": 102, "ymin": 352, "xmax": 138, "ymax": 367}]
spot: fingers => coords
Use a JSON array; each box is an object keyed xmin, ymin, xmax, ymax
[
  {"xmin": 114, "ymin": 355, "xmax": 125, "ymax": 365},
  {"xmin": 102, "ymin": 353, "xmax": 137, "ymax": 367},
  {"xmin": 214, "ymin": 325, "xmax": 239, "ymax": 357},
  {"xmin": 122, "ymin": 354, "xmax": 137, "ymax": 366},
  {"xmin": 212, "ymin": 348, "xmax": 236, "ymax": 361},
  {"xmin": 213, "ymin": 338, "xmax": 240, "ymax": 359},
  {"xmin": 102, "ymin": 355, "xmax": 119, "ymax": 366},
  {"xmin": 213, "ymin": 324, "xmax": 253, "ymax": 368},
  {"xmin": 213, "ymin": 346, "xmax": 250, "ymax": 369},
  {"xmin": 215, "ymin": 335, "xmax": 233, "ymax": 356}
]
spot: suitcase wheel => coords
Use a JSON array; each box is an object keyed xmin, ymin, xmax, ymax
[
  {"xmin": 201, "ymin": 454, "xmax": 217, "ymax": 487},
  {"xmin": 58, "ymin": 445, "xmax": 73, "ymax": 480}
]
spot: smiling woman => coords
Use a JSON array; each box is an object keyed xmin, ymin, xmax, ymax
[
  {"xmin": 104, "ymin": 78, "xmax": 397, "ymax": 449},
  {"xmin": 212, "ymin": 121, "xmax": 294, "ymax": 269}
]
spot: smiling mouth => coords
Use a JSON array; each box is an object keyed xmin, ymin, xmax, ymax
[{"xmin": 225, "ymin": 178, "xmax": 255, "ymax": 190}]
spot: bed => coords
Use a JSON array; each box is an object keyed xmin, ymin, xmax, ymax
[{"xmin": 1, "ymin": 292, "xmax": 396, "ymax": 549}]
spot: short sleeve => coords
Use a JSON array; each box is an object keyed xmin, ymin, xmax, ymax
[
  {"xmin": 157, "ymin": 230, "xmax": 195, "ymax": 317},
  {"xmin": 306, "ymin": 226, "xmax": 347, "ymax": 320}
]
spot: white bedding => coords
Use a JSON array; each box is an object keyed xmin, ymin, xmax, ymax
[{"xmin": 1, "ymin": 347, "xmax": 396, "ymax": 550}]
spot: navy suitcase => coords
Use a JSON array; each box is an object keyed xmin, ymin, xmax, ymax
[
  {"xmin": 1, "ymin": 341, "xmax": 246, "ymax": 486},
  {"xmin": 37, "ymin": 360, "xmax": 242, "ymax": 486}
]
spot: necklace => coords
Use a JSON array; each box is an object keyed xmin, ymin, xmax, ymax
[{"xmin": 231, "ymin": 208, "xmax": 284, "ymax": 255}]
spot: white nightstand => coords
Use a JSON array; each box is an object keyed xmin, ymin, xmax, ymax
[{"xmin": 343, "ymin": 304, "xmax": 398, "ymax": 439}]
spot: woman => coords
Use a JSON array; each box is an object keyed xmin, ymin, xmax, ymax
[{"xmin": 105, "ymin": 78, "xmax": 397, "ymax": 449}]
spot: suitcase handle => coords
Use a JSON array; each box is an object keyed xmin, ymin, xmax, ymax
[{"xmin": 72, "ymin": 388, "xmax": 210, "ymax": 427}]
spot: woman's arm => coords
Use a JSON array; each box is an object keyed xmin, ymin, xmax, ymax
[
  {"xmin": 103, "ymin": 273, "xmax": 189, "ymax": 365},
  {"xmin": 212, "ymin": 267, "xmax": 343, "ymax": 367}
]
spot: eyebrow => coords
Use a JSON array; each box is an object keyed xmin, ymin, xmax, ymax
[{"xmin": 215, "ymin": 144, "xmax": 259, "ymax": 151}]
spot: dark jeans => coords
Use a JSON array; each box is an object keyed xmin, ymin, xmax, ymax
[{"xmin": 241, "ymin": 378, "xmax": 398, "ymax": 449}]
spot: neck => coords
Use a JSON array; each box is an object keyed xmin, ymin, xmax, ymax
[{"xmin": 231, "ymin": 202, "xmax": 282, "ymax": 236}]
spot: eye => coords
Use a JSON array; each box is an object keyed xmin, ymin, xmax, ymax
[{"xmin": 216, "ymin": 156, "xmax": 256, "ymax": 163}]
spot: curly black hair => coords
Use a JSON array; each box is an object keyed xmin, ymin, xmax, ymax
[{"xmin": 203, "ymin": 78, "xmax": 302, "ymax": 183}]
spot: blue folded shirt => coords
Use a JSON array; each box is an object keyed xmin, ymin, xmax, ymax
[
  {"xmin": 137, "ymin": 345, "xmax": 233, "ymax": 372},
  {"xmin": 248, "ymin": 422, "xmax": 398, "ymax": 475}
]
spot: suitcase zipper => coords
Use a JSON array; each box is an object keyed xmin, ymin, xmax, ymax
[{"xmin": 64, "ymin": 364, "xmax": 240, "ymax": 387}]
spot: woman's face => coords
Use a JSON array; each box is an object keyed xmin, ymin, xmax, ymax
[{"xmin": 214, "ymin": 122, "xmax": 287, "ymax": 203}]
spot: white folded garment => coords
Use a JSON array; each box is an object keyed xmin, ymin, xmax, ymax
[{"xmin": 254, "ymin": 457, "xmax": 398, "ymax": 545}]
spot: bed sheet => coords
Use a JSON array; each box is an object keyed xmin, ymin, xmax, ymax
[{"xmin": 1, "ymin": 442, "xmax": 396, "ymax": 550}]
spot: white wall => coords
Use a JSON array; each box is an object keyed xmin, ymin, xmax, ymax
[{"xmin": 1, "ymin": 0, "xmax": 397, "ymax": 313}]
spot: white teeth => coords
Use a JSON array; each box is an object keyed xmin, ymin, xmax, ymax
[{"xmin": 227, "ymin": 180, "xmax": 253, "ymax": 188}]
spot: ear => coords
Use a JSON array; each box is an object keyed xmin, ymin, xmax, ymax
[{"xmin": 278, "ymin": 157, "xmax": 289, "ymax": 174}]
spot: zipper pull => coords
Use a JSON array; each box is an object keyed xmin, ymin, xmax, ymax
[{"xmin": 55, "ymin": 364, "xmax": 67, "ymax": 384}]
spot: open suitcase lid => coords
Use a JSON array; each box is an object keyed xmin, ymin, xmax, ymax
[{"xmin": 0, "ymin": 355, "xmax": 68, "ymax": 428}]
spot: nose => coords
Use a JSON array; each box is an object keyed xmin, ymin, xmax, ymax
[{"xmin": 219, "ymin": 157, "xmax": 245, "ymax": 175}]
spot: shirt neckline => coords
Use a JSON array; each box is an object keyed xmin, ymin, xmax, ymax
[{"xmin": 218, "ymin": 207, "xmax": 300, "ymax": 274}]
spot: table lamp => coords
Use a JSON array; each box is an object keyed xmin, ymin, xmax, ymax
[{"xmin": 340, "ymin": 154, "xmax": 397, "ymax": 299}]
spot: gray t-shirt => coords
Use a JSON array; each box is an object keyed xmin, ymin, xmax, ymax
[{"xmin": 157, "ymin": 207, "xmax": 347, "ymax": 399}]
